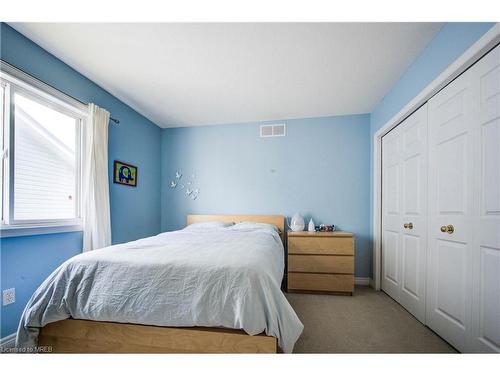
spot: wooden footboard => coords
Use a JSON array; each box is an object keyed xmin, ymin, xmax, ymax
[{"xmin": 38, "ymin": 319, "xmax": 278, "ymax": 353}]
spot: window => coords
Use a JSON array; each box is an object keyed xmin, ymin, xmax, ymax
[{"xmin": 1, "ymin": 63, "xmax": 87, "ymax": 236}]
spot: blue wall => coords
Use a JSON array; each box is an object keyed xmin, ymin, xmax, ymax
[
  {"xmin": 0, "ymin": 23, "xmax": 162, "ymax": 338},
  {"xmin": 161, "ymin": 115, "xmax": 372, "ymax": 277},
  {"xmin": 0, "ymin": 232, "xmax": 83, "ymax": 338},
  {"xmin": 370, "ymin": 22, "xmax": 496, "ymax": 133}
]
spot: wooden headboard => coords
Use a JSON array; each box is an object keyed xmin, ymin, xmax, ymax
[{"xmin": 186, "ymin": 214, "xmax": 286, "ymax": 242}]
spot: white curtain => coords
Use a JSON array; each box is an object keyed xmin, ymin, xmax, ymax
[{"xmin": 83, "ymin": 103, "xmax": 112, "ymax": 251}]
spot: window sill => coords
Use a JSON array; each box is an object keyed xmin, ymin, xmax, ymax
[{"xmin": 0, "ymin": 224, "xmax": 83, "ymax": 238}]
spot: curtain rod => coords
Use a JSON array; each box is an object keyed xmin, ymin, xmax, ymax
[{"xmin": 0, "ymin": 59, "xmax": 120, "ymax": 125}]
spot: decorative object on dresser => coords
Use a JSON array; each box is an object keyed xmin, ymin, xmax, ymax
[
  {"xmin": 318, "ymin": 224, "xmax": 335, "ymax": 232},
  {"xmin": 287, "ymin": 231, "xmax": 354, "ymax": 295},
  {"xmin": 289, "ymin": 213, "xmax": 305, "ymax": 232},
  {"xmin": 308, "ymin": 218, "xmax": 315, "ymax": 232}
]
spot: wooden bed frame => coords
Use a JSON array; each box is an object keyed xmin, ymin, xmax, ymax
[{"xmin": 39, "ymin": 214, "xmax": 285, "ymax": 353}]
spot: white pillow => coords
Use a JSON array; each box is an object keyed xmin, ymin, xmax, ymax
[
  {"xmin": 185, "ymin": 221, "xmax": 234, "ymax": 229},
  {"xmin": 230, "ymin": 221, "xmax": 279, "ymax": 234}
]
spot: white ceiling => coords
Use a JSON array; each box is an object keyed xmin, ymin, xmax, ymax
[{"xmin": 10, "ymin": 23, "xmax": 443, "ymax": 128}]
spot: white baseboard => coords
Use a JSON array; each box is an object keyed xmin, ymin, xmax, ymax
[
  {"xmin": 355, "ymin": 277, "xmax": 373, "ymax": 287},
  {"xmin": 369, "ymin": 278, "xmax": 375, "ymax": 288},
  {"xmin": 0, "ymin": 333, "xmax": 16, "ymax": 350}
]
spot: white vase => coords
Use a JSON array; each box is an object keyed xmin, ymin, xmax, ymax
[
  {"xmin": 308, "ymin": 218, "xmax": 315, "ymax": 232},
  {"xmin": 290, "ymin": 213, "xmax": 305, "ymax": 232}
]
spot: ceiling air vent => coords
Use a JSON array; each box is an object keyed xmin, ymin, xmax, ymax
[{"xmin": 260, "ymin": 123, "xmax": 286, "ymax": 138}]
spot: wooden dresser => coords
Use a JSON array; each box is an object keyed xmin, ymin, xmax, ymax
[{"xmin": 287, "ymin": 231, "xmax": 354, "ymax": 295}]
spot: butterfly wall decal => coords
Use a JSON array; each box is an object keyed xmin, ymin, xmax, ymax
[{"xmin": 170, "ymin": 171, "xmax": 200, "ymax": 200}]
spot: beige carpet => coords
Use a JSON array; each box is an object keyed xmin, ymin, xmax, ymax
[{"xmin": 286, "ymin": 286, "xmax": 457, "ymax": 353}]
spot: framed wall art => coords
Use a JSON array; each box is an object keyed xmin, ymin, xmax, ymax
[{"xmin": 113, "ymin": 160, "xmax": 137, "ymax": 187}]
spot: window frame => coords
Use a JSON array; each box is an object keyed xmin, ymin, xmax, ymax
[{"xmin": 0, "ymin": 61, "xmax": 88, "ymax": 237}]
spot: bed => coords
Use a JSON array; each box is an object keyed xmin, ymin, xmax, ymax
[{"xmin": 16, "ymin": 214, "xmax": 303, "ymax": 353}]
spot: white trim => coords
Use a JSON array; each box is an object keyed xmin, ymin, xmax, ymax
[
  {"xmin": 0, "ymin": 223, "xmax": 82, "ymax": 238},
  {"xmin": 354, "ymin": 277, "xmax": 373, "ymax": 286},
  {"xmin": 0, "ymin": 333, "xmax": 16, "ymax": 350},
  {"xmin": 372, "ymin": 23, "xmax": 500, "ymax": 291},
  {"xmin": 0, "ymin": 60, "xmax": 88, "ymax": 116},
  {"xmin": 0, "ymin": 60, "xmax": 87, "ymax": 234}
]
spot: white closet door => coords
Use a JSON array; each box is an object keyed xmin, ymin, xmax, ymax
[
  {"xmin": 399, "ymin": 105, "xmax": 428, "ymax": 323},
  {"xmin": 382, "ymin": 105, "xmax": 428, "ymax": 323},
  {"xmin": 427, "ymin": 64, "xmax": 475, "ymax": 352},
  {"xmin": 382, "ymin": 43, "xmax": 499, "ymax": 353},
  {"xmin": 382, "ymin": 126, "xmax": 402, "ymax": 300},
  {"xmin": 470, "ymin": 44, "xmax": 500, "ymax": 353}
]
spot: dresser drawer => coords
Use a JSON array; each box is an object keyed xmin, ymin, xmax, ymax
[
  {"xmin": 288, "ymin": 236, "xmax": 354, "ymax": 255},
  {"xmin": 288, "ymin": 273, "xmax": 354, "ymax": 293},
  {"xmin": 288, "ymin": 254, "xmax": 354, "ymax": 274}
]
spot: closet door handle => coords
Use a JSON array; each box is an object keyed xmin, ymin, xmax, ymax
[
  {"xmin": 440, "ymin": 225, "xmax": 454, "ymax": 234},
  {"xmin": 403, "ymin": 223, "xmax": 413, "ymax": 229}
]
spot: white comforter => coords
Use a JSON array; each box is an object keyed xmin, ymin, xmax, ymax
[{"xmin": 16, "ymin": 225, "xmax": 303, "ymax": 352}]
